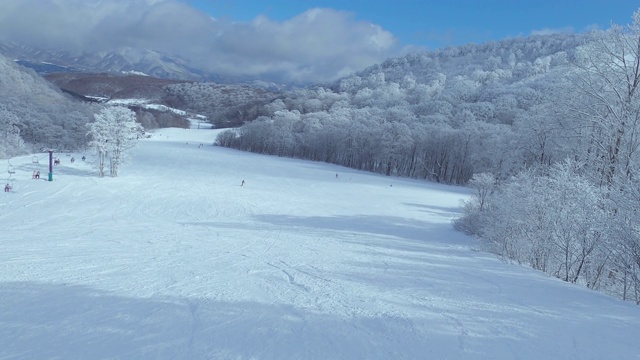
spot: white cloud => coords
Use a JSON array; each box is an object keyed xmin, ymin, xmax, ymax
[
  {"xmin": 0, "ymin": 0, "xmax": 410, "ymax": 83},
  {"xmin": 582, "ymin": 23, "xmax": 602, "ymax": 33},
  {"xmin": 530, "ymin": 26, "xmax": 575, "ymax": 36}
]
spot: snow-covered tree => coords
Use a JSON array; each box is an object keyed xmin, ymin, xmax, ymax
[
  {"xmin": 468, "ymin": 172, "xmax": 496, "ymax": 212},
  {"xmin": 0, "ymin": 105, "xmax": 27, "ymax": 158},
  {"xmin": 568, "ymin": 9, "xmax": 640, "ymax": 301},
  {"xmin": 87, "ymin": 106, "xmax": 142, "ymax": 177},
  {"xmin": 573, "ymin": 10, "xmax": 640, "ymax": 188},
  {"xmin": 473, "ymin": 161, "xmax": 608, "ymax": 285}
]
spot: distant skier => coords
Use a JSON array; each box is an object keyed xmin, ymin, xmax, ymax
[
  {"xmin": 71, "ymin": 157, "xmax": 75, "ymax": 163},
  {"xmin": 82, "ymin": 156, "xmax": 86, "ymax": 161},
  {"xmin": 4, "ymin": 183, "xmax": 11, "ymax": 192},
  {"xmin": 241, "ymin": 180, "xmax": 245, "ymax": 186},
  {"xmin": 336, "ymin": 173, "xmax": 338, "ymax": 178},
  {"xmin": 35, "ymin": 171, "xmax": 40, "ymax": 179}
]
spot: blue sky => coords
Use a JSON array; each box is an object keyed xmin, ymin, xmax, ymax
[{"xmin": 185, "ymin": 0, "xmax": 640, "ymax": 49}]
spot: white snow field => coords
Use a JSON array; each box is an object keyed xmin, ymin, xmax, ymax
[{"xmin": 1, "ymin": 127, "xmax": 639, "ymax": 360}]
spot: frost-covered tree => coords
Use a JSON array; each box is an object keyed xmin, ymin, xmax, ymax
[
  {"xmin": 87, "ymin": 106, "xmax": 142, "ymax": 177},
  {"xmin": 566, "ymin": 9, "xmax": 640, "ymax": 301},
  {"xmin": 573, "ymin": 10, "xmax": 640, "ymax": 188},
  {"xmin": 453, "ymin": 172, "xmax": 496, "ymax": 236},
  {"xmin": 0, "ymin": 105, "xmax": 27, "ymax": 158},
  {"xmin": 470, "ymin": 161, "xmax": 608, "ymax": 285},
  {"xmin": 468, "ymin": 172, "xmax": 496, "ymax": 212}
]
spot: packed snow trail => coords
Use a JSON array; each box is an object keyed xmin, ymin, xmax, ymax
[{"xmin": 1, "ymin": 128, "xmax": 639, "ymax": 359}]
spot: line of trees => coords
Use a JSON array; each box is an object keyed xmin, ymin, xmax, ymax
[{"xmin": 216, "ymin": 106, "xmax": 507, "ymax": 184}]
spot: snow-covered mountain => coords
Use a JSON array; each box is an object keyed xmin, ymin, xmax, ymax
[{"xmin": 0, "ymin": 42, "xmax": 215, "ymax": 81}]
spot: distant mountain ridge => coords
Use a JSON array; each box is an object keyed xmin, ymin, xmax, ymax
[
  {"xmin": 0, "ymin": 42, "xmax": 294, "ymax": 92},
  {"xmin": 0, "ymin": 42, "xmax": 212, "ymax": 81}
]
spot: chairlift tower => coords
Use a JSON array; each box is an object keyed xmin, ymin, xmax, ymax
[{"xmin": 45, "ymin": 149, "xmax": 55, "ymax": 181}]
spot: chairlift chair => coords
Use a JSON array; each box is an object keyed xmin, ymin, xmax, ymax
[
  {"xmin": 7, "ymin": 160, "xmax": 15, "ymax": 175},
  {"xmin": 32, "ymin": 156, "xmax": 39, "ymax": 164},
  {"xmin": 5, "ymin": 161, "xmax": 14, "ymax": 191}
]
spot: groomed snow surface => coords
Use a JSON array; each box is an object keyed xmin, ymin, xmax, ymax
[{"xmin": 1, "ymin": 128, "xmax": 639, "ymax": 360}]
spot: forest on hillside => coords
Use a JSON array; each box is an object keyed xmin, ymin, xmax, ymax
[
  {"xmin": 162, "ymin": 82, "xmax": 278, "ymax": 128},
  {"xmin": 0, "ymin": 57, "xmax": 96, "ymax": 158},
  {"xmin": 216, "ymin": 33, "xmax": 585, "ymax": 184}
]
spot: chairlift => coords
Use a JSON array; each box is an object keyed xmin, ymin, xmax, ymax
[
  {"xmin": 7, "ymin": 160, "xmax": 15, "ymax": 175},
  {"xmin": 32, "ymin": 156, "xmax": 39, "ymax": 164},
  {"xmin": 5, "ymin": 161, "xmax": 14, "ymax": 192}
]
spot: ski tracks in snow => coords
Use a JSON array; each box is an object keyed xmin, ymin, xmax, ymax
[{"xmin": 266, "ymin": 260, "xmax": 311, "ymax": 294}]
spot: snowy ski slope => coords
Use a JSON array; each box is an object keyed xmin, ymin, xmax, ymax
[{"xmin": 1, "ymin": 127, "xmax": 639, "ymax": 359}]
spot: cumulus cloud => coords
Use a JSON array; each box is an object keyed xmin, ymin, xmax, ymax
[{"xmin": 0, "ymin": 0, "xmax": 410, "ymax": 83}]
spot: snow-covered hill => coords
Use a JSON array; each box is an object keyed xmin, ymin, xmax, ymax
[
  {"xmin": 0, "ymin": 43, "xmax": 211, "ymax": 80},
  {"xmin": 0, "ymin": 128, "xmax": 638, "ymax": 359}
]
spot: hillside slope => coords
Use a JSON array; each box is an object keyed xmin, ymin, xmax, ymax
[
  {"xmin": 0, "ymin": 128, "xmax": 638, "ymax": 359},
  {"xmin": 0, "ymin": 54, "xmax": 96, "ymax": 157}
]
